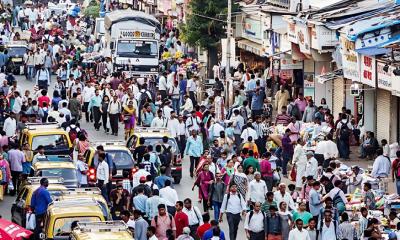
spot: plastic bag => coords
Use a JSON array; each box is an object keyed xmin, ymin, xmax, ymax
[
  {"xmin": 8, "ymin": 181, "xmax": 14, "ymax": 191},
  {"xmin": 26, "ymin": 212, "xmax": 36, "ymax": 230}
]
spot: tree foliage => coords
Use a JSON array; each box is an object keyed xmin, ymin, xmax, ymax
[{"xmin": 182, "ymin": 0, "xmax": 229, "ymax": 49}]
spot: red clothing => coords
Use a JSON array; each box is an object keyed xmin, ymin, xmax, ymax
[
  {"xmin": 38, "ymin": 96, "xmax": 51, "ymax": 108},
  {"xmin": 197, "ymin": 223, "xmax": 211, "ymax": 239},
  {"xmin": 174, "ymin": 211, "xmax": 189, "ymax": 237},
  {"xmin": 196, "ymin": 111, "xmax": 203, "ymax": 119},
  {"xmin": 393, "ymin": 158, "xmax": 400, "ymax": 179},
  {"xmin": 260, "ymin": 159, "xmax": 273, "ymax": 178}
]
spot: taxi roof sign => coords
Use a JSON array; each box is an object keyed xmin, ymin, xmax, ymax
[
  {"xmin": 61, "ymin": 187, "xmax": 101, "ymax": 195},
  {"xmin": 135, "ymin": 127, "xmax": 169, "ymax": 133},
  {"xmin": 27, "ymin": 177, "xmax": 64, "ymax": 184},
  {"xmin": 26, "ymin": 122, "xmax": 60, "ymax": 130},
  {"xmin": 76, "ymin": 221, "xmax": 128, "ymax": 233}
]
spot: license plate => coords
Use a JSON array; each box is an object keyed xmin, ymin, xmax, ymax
[
  {"xmin": 117, "ymin": 170, "xmax": 123, "ymax": 176},
  {"xmin": 12, "ymin": 58, "xmax": 22, "ymax": 62}
]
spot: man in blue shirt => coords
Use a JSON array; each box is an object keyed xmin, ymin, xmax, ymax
[
  {"xmin": 88, "ymin": 89, "xmax": 102, "ymax": 130},
  {"xmin": 31, "ymin": 178, "xmax": 53, "ymax": 238},
  {"xmin": 202, "ymin": 220, "xmax": 225, "ymax": 240},
  {"xmin": 185, "ymin": 130, "xmax": 204, "ymax": 178}
]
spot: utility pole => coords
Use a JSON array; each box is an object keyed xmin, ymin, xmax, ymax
[{"xmin": 225, "ymin": 0, "xmax": 232, "ymax": 106}]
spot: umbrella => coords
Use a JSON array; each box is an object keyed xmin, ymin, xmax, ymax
[{"xmin": 0, "ymin": 218, "xmax": 33, "ymax": 240}]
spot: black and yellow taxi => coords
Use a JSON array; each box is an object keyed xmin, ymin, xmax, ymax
[
  {"xmin": 41, "ymin": 199, "xmax": 106, "ymax": 240},
  {"xmin": 20, "ymin": 122, "xmax": 72, "ymax": 155},
  {"xmin": 11, "ymin": 177, "xmax": 67, "ymax": 228},
  {"xmin": 126, "ymin": 127, "xmax": 182, "ymax": 184},
  {"xmin": 70, "ymin": 221, "xmax": 133, "ymax": 240},
  {"xmin": 83, "ymin": 141, "xmax": 135, "ymax": 186},
  {"xmin": 32, "ymin": 161, "xmax": 78, "ymax": 188},
  {"xmin": 54, "ymin": 188, "xmax": 111, "ymax": 220}
]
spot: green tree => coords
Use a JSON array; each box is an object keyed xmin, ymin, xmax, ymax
[{"xmin": 182, "ymin": 0, "xmax": 233, "ymax": 78}]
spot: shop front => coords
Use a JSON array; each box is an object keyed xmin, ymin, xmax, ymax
[{"xmin": 377, "ymin": 60, "xmax": 398, "ymax": 142}]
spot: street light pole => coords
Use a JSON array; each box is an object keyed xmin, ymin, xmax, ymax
[{"xmin": 225, "ymin": 0, "xmax": 232, "ymax": 106}]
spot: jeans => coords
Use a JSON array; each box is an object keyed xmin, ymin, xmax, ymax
[
  {"xmin": 178, "ymin": 135, "xmax": 186, "ymax": 155},
  {"xmin": 27, "ymin": 65, "xmax": 35, "ymax": 81},
  {"xmin": 92, "ymin": 106, "xmax": 101, "ymax": 130},
  {"xmin": 226, "ymin": 212, "xmax": 241, "ymax": 240},
  {"xmin": 172, "ymin": 98, "xmax": 180, "ymax": 114},
  {"xmin": 10, "ymin": 170, "xmax": 21, "ymax": 196},
  {"xmin": 212, "ymin": 201, "xmax": 222, "ymax": 220},
  {"xmin": 338, "ymin": 139, "xmax": 349, "ymax": 159},
  {"xmin": 102, "ymin": 112, "xmax": 109, "ymax": 132},
  {"xmin": 189, "ymin": 156, "xmax": 200, "ymax": 177},
  {"xmin": 281, "ymin": 152, "xmax": 292, "ymax": 175},
  {"xmin": 263, "ymin": 176, "xmax": 274, "ymax": 192},
  {"xmin": 396, "ymin": 180, "xmax": 400, "ymax": 195}
]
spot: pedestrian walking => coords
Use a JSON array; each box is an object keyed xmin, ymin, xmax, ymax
[
  {"xmin": 185, "ymin": 130, "xmax": 203, "ymax": 178},
  {"xmin": 31, "ymin": 178, "xmax": 53, "ymax": 239},
  {"xmin": 108, "ymin": 95, "xmax": 122, "ymax": 136},
  {"xmin": 219, "ymin": 183, "xmax": 247, "ymax": 240},
  {"xmin": 89, "ymin": 89, "xmax": 102, "ymax": 131},
  {"xmin": 151, "ymin": 204, "xmax": 177, "ymax": 239},
  {"xmin": 8, "ymin": 143, "xmax": 25, "ymax": 195},
  {"xmin": 244, "ymin": 202, "xmax": 267, "ymax": 240},
  {"xmin": 96, "ymin": 152, "xmax": 109, "ymax": 202},
  {"xmin": 182, "ymin": 198, "xmax": 203, "ymax": 240}
]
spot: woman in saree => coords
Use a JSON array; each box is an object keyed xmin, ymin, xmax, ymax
[
  {"xmin": 122, "ymin": 100, "xmax": 136, "ymax": 140},
  {"xmin": 193, "ymin": 163, "xmax": 214, "ymax": 212}
]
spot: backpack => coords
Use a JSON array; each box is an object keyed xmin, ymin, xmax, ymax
[
  {"xmin": 249, "ymin": 210, "xmax": 265, "ymax": 223},
  {"xmin": 139, "ymin": 91, "xmax": 150, "ymax": 110},
  {"xmin": 154, "ymin": 214, "xmax": 173, "ymax": 226},
  {"xmin": 325, "ymin": 174, "xmax": 335, "ymax": 193},
  {"xmin": 339, "ymin": 120, "xmax": 351, "ymax": 140},
  {"xmin": 289, "ymin": 103, "xmax": 301, "ymax": 119},
  {"xmin": 160, "ymin": 145, "xmax": 173, "ymax": 166},
  {"xmin": 69, "ymin": 125, "xmax": 79, "ymax": 142},
  {"xmin": 0, "ymin": 163, "xmax": 6, "ymax": 184}
]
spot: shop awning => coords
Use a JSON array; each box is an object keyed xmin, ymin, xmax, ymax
[
  {"xmin": 237, "ymin": 39, "xmax": 264, "ymax": 56},
  {"xmin": 316, "ymin": 69, "xmax": 343, "ymax": 84},
  {"xmin": 355, "ymin": 46, "xmax": 390, "ymax": 56}
]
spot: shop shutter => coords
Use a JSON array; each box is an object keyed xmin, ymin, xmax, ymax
[
  {"xmin": 376, "ymin": 89, "xmax": 391, "ymax": 141},
  {"xmin": 332, "ymin": 77, "xmax": 345, "ymax": 118}
]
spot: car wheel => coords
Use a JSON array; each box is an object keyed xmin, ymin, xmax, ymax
[{"xmin": 173, "ymin": 177, "xmax": 181, "ymax": 184}]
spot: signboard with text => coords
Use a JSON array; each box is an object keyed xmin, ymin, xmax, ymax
[
  {"xmin": 377, "ymin": 62, "xmax": 393, "ymax": 91},
  {"xmin": 296, "ymin": 22, "xmax": 311, "ymax": 54},
  {"xmin": 311, "ymin": 25, "xmax": 339, "ymax": 50},
  {"xmin": 340, "ymin": 36, "xmax": 360, "ymax": 82},
  {"xmin": 360, "ymin": 55, "xmax": 376, "ymax": 87}
]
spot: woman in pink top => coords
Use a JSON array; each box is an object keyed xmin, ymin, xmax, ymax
[
  {"xmin": 193, "ymin": 163, "xmax": 214, "ymax": 211},
  {"xmin": 287, "ymin": 117, "xmax": 301, "ymax": 142}
]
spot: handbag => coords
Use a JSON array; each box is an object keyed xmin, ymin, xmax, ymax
[
  {"xmin": 26, "ymin": 212, "xmax": 36, "ymax": 230},
  {"xmin": 290, "ymin": 166, "xmax": 297, "ymax": 182}
]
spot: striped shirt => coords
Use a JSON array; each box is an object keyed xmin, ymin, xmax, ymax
[
  {"xmin": 275, "ymin": 113, "xmax": 291, "ymax": 126},
  {"xmin": 338, "ymin": 221, "xmax": 356, "ymax": 240}
]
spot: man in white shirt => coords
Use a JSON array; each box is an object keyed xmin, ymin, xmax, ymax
[
  {"xmin": 187, "ymin": 76, "xmax": 198, "ymax": 106},
  {"xmin": 220, "ymin": 183, "xmax": 247, "ymax": 240},
  {"xmin": 151, "ymin": 110, "xmax": 168, "ymax": 128},
  {"xmin": 162, "ymin": 101, "xmax": 174, "ymax": 119},
  {"xmin": 319, "ymin": 210, "xmax": 338, "ymax": 240},
  {"xmin": 183, "ymin": 198, "xmax": 203, "ymax": 237},
  {"xmin": 12, "ymin": 91, "xmax": 23, "ymax": 115},
  {"xmin": 240, "ymin": 123, "xmax": 258, "ymax": 142},
  {"xmin": 159, "ymin": 179, "xmax": 178, "ymax": 215},
  {"xmin": 108, "ymin": 95, "xmax": 121, "ymax": 136},
  {"xmin": 244, "ymin": 202, "xmax": 266, "ymax": 240},
  {"xmin": 249, "ymin": 172, "xmax": 267, "ymax": 204},
  {"xmin": 180, "ymin": 95, "xmax": 193, "ymax": 114},
  {"xmin": 76, "ymin": 154, "xmax": 88, "ymax": 187},
  {"xmin": 3, "ymin": 113, "xmax": 17, "ymax": 137},
  {"xmin": 167, "ymin": 111, "xmax": 179, "ymax": 138},
  {"xmin": 315, "ymin": 134, "xmax": 339, "ymax": 168},
  {"xmin": 371, "ymin": 148, "xmax": 391, "ymax": 178},
  {"xmin": 158, "ymin": 72, "xmax": 168, "ymax": 100},
  {"xmin": 305, "ymin": 152, "xmax": 319, "ymax": 180},
  {"xmin": 82, "ymin": 82, "xmax": 95, "ymax": 122},
  {"xmin": 273, "ymin": 183, "xmax": 296, "ymax": 211},
  {"xmin": 96, "ymin": 152, "xmax": 110, "ymax": 201},
  {"xmin": 288, "ymin": 219, "xmax": 310, "ymax": 240}
]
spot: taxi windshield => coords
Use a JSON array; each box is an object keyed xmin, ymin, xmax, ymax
[
  {"xmin": 32, "ymin": 134, "xmax": 69, "ymax": 151},
  {"xmin": 94, "ymin": 150, "xmax": 134, "ymax": 169},
  {"xmin": 7, "ymin": 47, "xmax": 26, "ymax": 56},
  {"xmin": 53, "ymin": 216, "xmax": 101, "ymax": 236},
  {"xmin": 143, "ymin": 138, "xmax": 179, "ymax": 153},
  {"xmin": 38, "ymin": 168, "xmax": 77, "ymax": 182}
]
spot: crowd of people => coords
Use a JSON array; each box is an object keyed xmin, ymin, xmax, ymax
[{"xmin": 0, "ymin": 1, "xmax": 398, "ymax": 240}]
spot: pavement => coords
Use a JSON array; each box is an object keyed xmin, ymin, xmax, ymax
[{"xmin": 0, "ymin": 75, "xmax": 395, "ymax": 239}]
